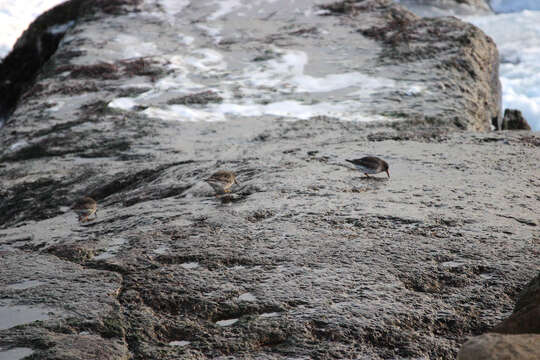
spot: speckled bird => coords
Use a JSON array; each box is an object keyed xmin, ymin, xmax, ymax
[
  {"xmin": 346, "ymin": 156, "xmax": 390, "ymax": 178},
  {"xmin": 71, "ymin": 196, "xmax": 97, "ymax": 222},
  {"xmin": 205, "ymin": 170, "xmax": 239, "ymax": 195}
]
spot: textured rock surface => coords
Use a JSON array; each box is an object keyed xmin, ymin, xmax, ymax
[
  {"xmin": 457, "ymin": 333, "xmax": 540, "ymax": 360},
  {"xmin": 322, "ymin": 0, "xmax": 501, "ymax": 130},
  {"xmin": 0, "ymin": 0, "xmax": 142, "ymax": 120},
  {"xmin": 457, "ymin": 273, "xmax": 540, "ymax": 360},
  {"xmin": 0, "ymin": 0, "xmax": 534, "ymax": 359},
  {"xmin": 502, "ymin": 109, "xmax": 532, "ymax": 131},
  {"xmin": 493, "ymin": 272, "xmax": 540, "ymax": 334}
]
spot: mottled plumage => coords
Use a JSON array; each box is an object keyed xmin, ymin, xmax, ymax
[
  {"xmin": 346, "ymin": 156, "xmax": 390, "ymax": 178},
  {"xmin": 205, "ymin": 170, "xmax": 239, "ymax": 195},
  {"xmin": 71, "ymin": 196, "xmax": 97, "ymax": 222}
]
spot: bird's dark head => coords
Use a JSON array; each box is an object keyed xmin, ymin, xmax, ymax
[{"xmin": 382, "ymin": 161, "xmax": 390, "ymax": 178}]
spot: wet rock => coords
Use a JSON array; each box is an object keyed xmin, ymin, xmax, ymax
[
  {"xmin": 457, "ymin": 273, "xmax": 540, "ymax": 359},
  {"xmin": 321, "ymin": 0, "xmax": 501, "ymax": 130},
  {"xmin": 0, "ymin": 0, "xmax": 142, "ymax": 119},
  {"xmin": 167, "ymin": 91, "xmax": 223, "ymax": 106},
  {"xmin": 501, "ymin": 109, "xmax": 532, "ymax": 131},
  {"xmin": 0, "ymin": 252, "xmax": 124, "ymax": 359},
  {"xmin": 0, "ymin": 0, "xmax": 534, "ymax": 359},
  {"xmin": 493, "ymin": 272, "xmax": 540, "ymax": 334},
  {"xmin": 37, "ymin": 333, "xmax": 129, "ymax": 360},
  {"xmin": 457, "ymin": 333, "xmax": 540, "ymax": 360},
  {"xmin": 46, "ymin": 243, "xmax": 96, "ymax": 264}
]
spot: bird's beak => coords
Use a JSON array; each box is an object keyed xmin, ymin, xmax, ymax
[{"xmin": 386, "ymin": 170, "xmax": 390, "ymax": 178}]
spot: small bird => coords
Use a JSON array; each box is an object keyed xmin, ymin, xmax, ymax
[
  {"xmin": 71, "ymin": 196, "xmax": 98, "ymax": 222},
  {"xmin": 205, "ymin": 170, "xmax": 239, "ymax": 195},
  {"xmin": 346, "ymin": 156, "xmax": 390, "ymax": 178}
]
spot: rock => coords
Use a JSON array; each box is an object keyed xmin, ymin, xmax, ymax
[
  {"xmin": 457, "ymin": 333, "xmax": 540, "ymax": 360},
  {"xmin": 0, "ymin": 0, "xmax": 533, "ymax": 358},
  {"xmin": 457, "ymin": 273, "xmax": 540, "ymax": 359},
  {"xmin": 492, "ymin": 272, "xmax": 540, "ymax": 334},
  {"xmin": 321, "ymin": 0, "xmax": 501, "ymax": 131},
  {"xmin": 0, "ymin": 0, "xmax": 142, "ymax": 120},
  {"xmin": 501, "ymin": 109, "xmax": 532, "ymax": 130}
]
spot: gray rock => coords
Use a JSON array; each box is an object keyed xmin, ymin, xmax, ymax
[
  {"xmin": 493, "ymin": 272, "xmax": 540, "ymax": 334},
  {"xmin": 501, "ymin": 109, "xmax": 532, "ymax": 131},
  {"xmin": 0, "ymin": 0, "xmax": 533, "ymax": 359},
  {"xmin": 457, "ymin": 333, "xmax": 540, "ymax": 360},
  {"xmin": 457, "ymin": 273, "xmax": 540, "ymax": 360}
]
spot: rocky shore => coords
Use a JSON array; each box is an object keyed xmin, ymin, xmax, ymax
[{"xmin": 0, "ymin": 0, "xmax": 538, "ymax": 359}]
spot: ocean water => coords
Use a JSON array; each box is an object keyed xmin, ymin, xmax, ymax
[
  {"xmin": 464, "ymin": 2, "xmax": 540, "ymax": 130},
  {"xmin": 0, "ymin": 0, "xmax": 538, "ymax": 129}
]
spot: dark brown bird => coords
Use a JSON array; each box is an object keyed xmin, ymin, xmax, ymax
[
  {"xmin": 205, "ymin": 170, "xmax": 239, "ymax": 195},
  {"xmin": 71, "ymin": 196, "xmax": 97, "ymax": 222},
  {"xmin": 346, "ymin": 156, "xmax": 390, "ymax": 178}
]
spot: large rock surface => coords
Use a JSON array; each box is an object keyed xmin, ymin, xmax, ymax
[
  {"xmin": 0, "ymin": 0, "xmax": 536, "ymax": 359},
  {"xmin": 502, "ymin": 109, "xmax": 532, "ymax": 131},
  {"xmin": 492, "ymin": 271, "xmax": 540, "ymax": 334},
  {"xmin": 457, "ymin": 333, "xmax": 540, "ymax": 360},
  {"xmin": 457, "ymin": 273, "xmax": 540, "ymax": 359}
]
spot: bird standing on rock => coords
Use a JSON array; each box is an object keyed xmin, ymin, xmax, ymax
[
  {"xmin": 71, "ymin": 196, "xmax": 98, "ymax": 222},
  {"xmin": 346, "ymin": 156, "xmax": 390, "ymax": 178},
  {"xmin": 205, "ymin": 170, "xmax": 239, "ymax": 195}
]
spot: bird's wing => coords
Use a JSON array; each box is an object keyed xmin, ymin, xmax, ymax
[
  {"xmin": 346, "ymin": 158, "xmax": 370, "ymax": 166},
  {"xmin": 207, "ymin": 172, "xmax": 229, "ymax": 182}
]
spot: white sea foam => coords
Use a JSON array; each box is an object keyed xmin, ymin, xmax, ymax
[
  {"xmin": 245, "ymin": 48, "xmax": 395, "ymax": 93},
  {"xmin": 185, "ymin": 49, "xmax": 227, "ymax": 72},
  {"xmin": 207, "ymin": 0, "xmax": 243, "ymax": 21},
  {"xmin": 159, "ymin": 0, "xmax": 191, "ymax": 15},
  {"xmin": 108, "ymin": 44, "xmax": 395, "ymax": 123},
  {"xmin": 113, "ymin": 34, "xmax": 158, "ymax": 58},
  {"xmin": 109, "ymin": 98, "xmax": 137, "ymax": 111},
  {"xmin": 196, "ymin": 23, "xmax": 223, "ymax": 43},
  {"xmin": 158, "ymin": 0, "xmax": 191, "ymax": 25}
]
